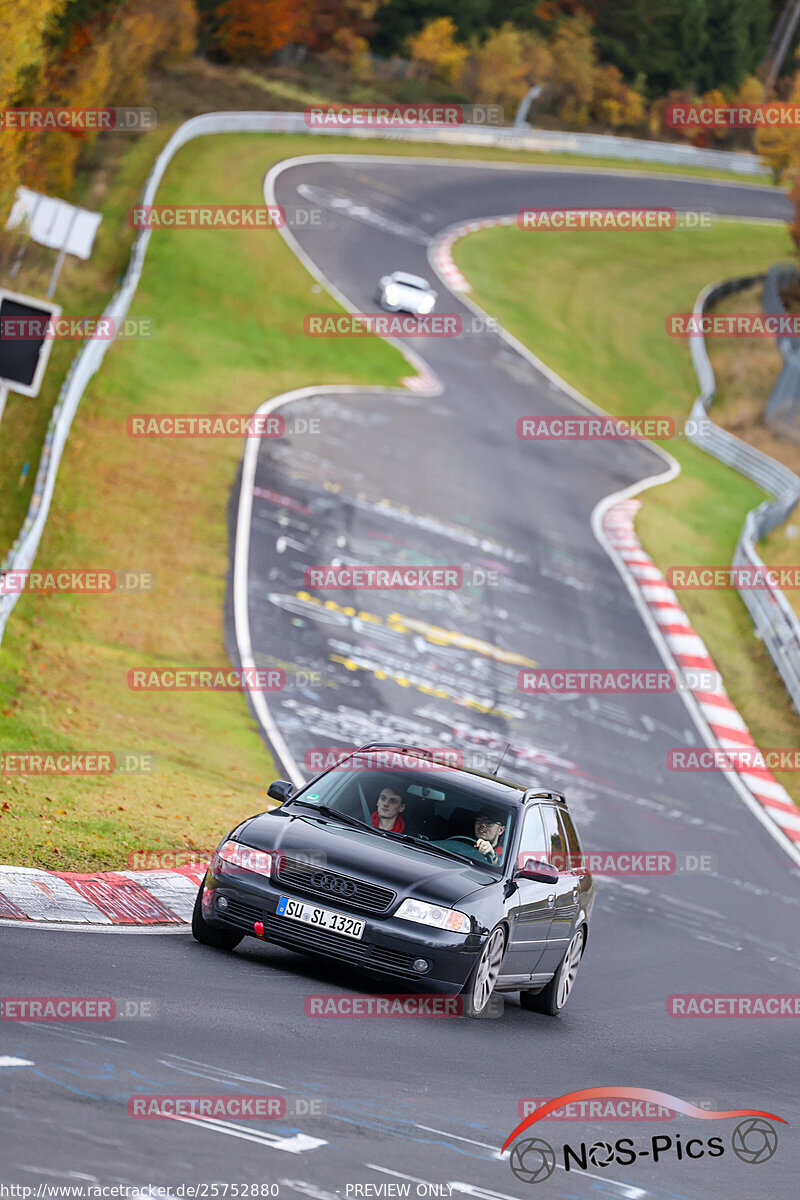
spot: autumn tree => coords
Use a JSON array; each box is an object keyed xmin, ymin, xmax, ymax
[
  {"xmin": 549, "ymin": 15, "xmax": 596, "ymax": 124},
  {"xmin": 214, "ymin": 0, "xmax": 300, "ymax": 60},
  {"xmin": 406, "ymin": 17, "xmax": 468, "ymax": 85},
  {"xmin": 592, "ymin": 63, "xmax": 644, "ymax": 129},
  {"xmin": 27, "ymin": 0, "xmax": 197, "ymax": 196},
  {"xmin": 472, "ymin": 24, "xmax": 530, "ymax": 116},
  {"xmin": 756, "ymin": 63, "xmax": 800, "ymax": 181},
  {"xmin": 0, "ymin": 0, "xmax": 68, "ymax": 215}
]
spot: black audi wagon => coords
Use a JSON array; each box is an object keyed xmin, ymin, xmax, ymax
[{"xmin": 192, "ymin": 744, "xmax": 594, "ymax": 1016}]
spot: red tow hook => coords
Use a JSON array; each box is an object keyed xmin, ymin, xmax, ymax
[{"xmin": 254, "ymin": 920, "xmax": 264, "ymax": 939}]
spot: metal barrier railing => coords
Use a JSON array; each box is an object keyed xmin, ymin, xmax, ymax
[{"xmin": 688, "ymin": 277, "xmax": 800, "ymax": 717}]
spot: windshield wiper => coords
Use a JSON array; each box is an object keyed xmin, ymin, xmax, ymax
[{"xmin": 290, "ymin": 801, "xmax": 371, "ymax": 831}]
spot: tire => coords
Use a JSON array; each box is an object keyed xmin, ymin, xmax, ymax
[
  {"xmin": 520, "ymin": 926, "xmax": 585, "ymax": 1015},
  {"xmin": 461, "ymin": 924, "xmax": 506, "ymax": 1017},
  {"xmin": 191, "ymin": 882, "xmax": 243, "ymax": 951}
]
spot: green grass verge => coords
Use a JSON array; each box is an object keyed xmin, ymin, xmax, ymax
[
  {"xmin": 453, "ymin": 220, "xmax": 800, "ymax": 810},
  {"xmin": 0, "ymin": 132, "xmax": 409, "ymax": 870}
]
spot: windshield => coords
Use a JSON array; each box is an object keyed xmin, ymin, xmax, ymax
[
  {"xmin": 288, "ymin": 756, "xmax": 518, "ymax": 873},
  {"xmin": 393, "ymin": 274, "xmax": 427, "ymax": 290}
]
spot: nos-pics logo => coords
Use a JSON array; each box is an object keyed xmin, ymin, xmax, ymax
[{"xmin": 504, "ymin": 1088, "xmax": 783, "ymax": 1184}]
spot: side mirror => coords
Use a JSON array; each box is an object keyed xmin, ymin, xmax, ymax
[
  {"xmin": 515, "ymin": 857, "xmax": 558, "ymax": 885},
  {"xmin": 267, "ymin": 779, "xmax": 293, "ymax": 803}
]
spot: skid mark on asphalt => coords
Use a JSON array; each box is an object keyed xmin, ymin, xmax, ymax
[{"xmin": 295, "ymin": 184, "xmax": 431, "ymax": 245}]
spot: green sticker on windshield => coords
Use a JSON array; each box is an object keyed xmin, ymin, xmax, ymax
[{"xmin": 306, "ymin": 793, "xmax": 320, "ymax": 800}]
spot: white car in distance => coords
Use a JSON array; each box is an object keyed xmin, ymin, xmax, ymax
[{"xmin": 377, "ymin": 271, "xmax": 437, "ymax": 315}]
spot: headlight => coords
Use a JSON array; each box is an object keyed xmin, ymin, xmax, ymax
[
  {"xmin": 396, "ymin": 898, "xmax": 471, "ymax": 934},
  {"xmin": 215, "ymin": 840, "xmax": 274, "ymax": 877},
  {"xmin": 417, "ymin": 297, "xmax": 434, "ymax": 313},
  {"xmin": 384, "ymin": 286, "xmax": 399, "ymax": 304}
]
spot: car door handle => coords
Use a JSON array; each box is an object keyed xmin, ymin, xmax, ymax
[{"xmin": 547, "ymin": 894, "xmax": 555, "ymax": 906}]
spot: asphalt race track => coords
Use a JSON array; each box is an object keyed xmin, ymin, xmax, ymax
[{"xmin": 3, "ymin": 159, "xmax": 799, "ymax": 1199}]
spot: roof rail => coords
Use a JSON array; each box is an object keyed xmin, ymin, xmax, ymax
[
  {"xmin": 524, "ymin": 788, "xmax": 566, "ymax": 804},
  {"xmin": 356, "ymin": 742, "xmax": 456, "ymax": 762}
]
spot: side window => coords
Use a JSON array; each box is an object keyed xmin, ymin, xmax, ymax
[
  {"xmin": 517, "ymin": 807, "xmax": 547, "ymax": 870},
  {"xmin": 540, "ymin": 806, "xmax": 567, "ymax": 870},
  {"xmin": 558, "ymin": 809, "xmax": 582, "ymax": 871}
]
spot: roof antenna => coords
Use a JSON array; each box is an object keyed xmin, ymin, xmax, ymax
[{"xmin": 492, "ymin": 741, "xmax": 512, "ymax": 776}]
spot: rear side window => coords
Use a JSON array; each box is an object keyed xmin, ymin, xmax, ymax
[
  {"xmin": 540, "ymin": 805, "xmax": 567, "ymax": 868},
  {"xmin": 559, "ymin": 809, "xmax": 582, "ymax": 868}
]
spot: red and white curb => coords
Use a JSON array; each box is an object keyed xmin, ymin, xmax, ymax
[
  {"xmin": 401, "ymin": 368, "xmax": 439, "ymax": 393},
  {"xmin": 430, "ymin": 216, "xmax": 515, "ymax": 294},
  {"xmin": 604, "ymin": 498, "xmax": 800, "ymax": 849},
  {"xmin": 0, "ymin": 864, "xmax": 207, "ymax": 926}
]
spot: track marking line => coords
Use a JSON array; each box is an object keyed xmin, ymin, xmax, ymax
[{"xmin": 158, "ymin": 1111, "xmax": 326, "ymax": 1152}]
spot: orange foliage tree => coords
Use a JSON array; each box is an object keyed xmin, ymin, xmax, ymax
[
  {"xmin": 214, "ymin": 0, "xmax": 300, "ymax": 61},
  {"xmin": 0, "ymin": 0, "xmax": 68, "ymax": 216}
]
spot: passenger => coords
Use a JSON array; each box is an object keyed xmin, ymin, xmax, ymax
[
  {"xmin": 371, "ymin": 785, "xmax": 406, "ymax": 833},
  {"xmin": 473, "ymin": 808, "xmax": 506, "ymax": 863}
]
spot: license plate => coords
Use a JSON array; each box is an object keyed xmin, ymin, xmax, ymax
[{"xmin": 276, "ymin": 895, "xmax": 365, "ymax": 940}]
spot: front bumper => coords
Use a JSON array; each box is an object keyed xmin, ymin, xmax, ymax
[{"xmin": 203, "ymin": 867, "xmax": 481, "ymax": 995}]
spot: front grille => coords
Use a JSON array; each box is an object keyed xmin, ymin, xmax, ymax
[
  {"xmin": 276, "ymin": 856, "xmax": 396, "ymax": 914},
  {"xmin": 221, "ymin": 894, "xmax": 421, "ymax": 976},
  {"xmin": 262, "ymin": 913, "xmax": 370, "ymax": 964}
]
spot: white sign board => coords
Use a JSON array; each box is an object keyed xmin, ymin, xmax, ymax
[{"xmin": 6, "ymin": 187, "xmax": 102, "ymax": 260}]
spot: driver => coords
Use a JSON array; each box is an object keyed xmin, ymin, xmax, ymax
[
  {"xmin": 371, "ymin": 784, "xmax": 406, "ymax": 833},
  {"xmin": 473, "ymin": 808, "xmax": 506, "ymax": 863}
]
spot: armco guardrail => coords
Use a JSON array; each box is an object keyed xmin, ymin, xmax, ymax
[
  {"xmin": 763, "ymin": 262, "xmax": 800, "ymax": 428},
  {"xmin": 688, "ymin": 277, "xmax": 800, "ymax": 717},
  {"xmin": 0, "ymin": 111, "xmax": 769, "ymax": 644}
]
